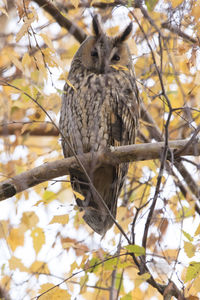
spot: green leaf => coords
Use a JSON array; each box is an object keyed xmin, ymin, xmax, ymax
[
  {"xmin": 88, "ymin": 257, "xmax": 100, "ymax": 273},
  {"xmin": 42, "ymin": 190, "xmax": 56, "ymax": 203},
  {"xmin": 184, "ymin": 241, "xmax": 196, "ymax": 258},
  {"xmin": 177, "ymin": 206, "xmax": 194, "ymax": 219},
  {"xmin": 145, "ymin": 0, "xmax": 158, "ymax": 11},
  {"xmin": 186, "ymin": 262, "xmax": 200, "ymax": 282},
  {"xmin": 182, "ymin": 230, "xmax": 193, "ymax": 242},
  {"xmin": 125, "ymin": 245, "xmax": 145, "ymax": 256},
  {"xmin": 104, "ymin": 257, "xmax": 118, "ymax": 270},
  {"xmin": 127, "ymin": 0, "xmax": 132, "ymax": 7}
]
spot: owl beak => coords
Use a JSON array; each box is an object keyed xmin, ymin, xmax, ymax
[
  {"xmin": 98, "ymin": 57, "xmax": 110, "ymax": 74},
  {"xmin": 96, "ymin": 44, "xmax": 110, "ymax": 74}
]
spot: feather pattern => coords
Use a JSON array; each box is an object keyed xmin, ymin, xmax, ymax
[{"xmin": 59, "ymin": 16, "xmax": 140, "ymax": 234}]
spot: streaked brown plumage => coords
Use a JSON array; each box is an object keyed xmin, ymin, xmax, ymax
[{"xmin": 59, "ymin": 15, "xmax": 140, "ymax": 235}]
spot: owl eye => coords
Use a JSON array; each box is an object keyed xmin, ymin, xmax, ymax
[
  {"xmin": 91, "ymin": 49, "xmax": 98, "ymax": 57},
  {"xmin": 112, "ymin": 54, "xmax": 120, "ymax": 61}
]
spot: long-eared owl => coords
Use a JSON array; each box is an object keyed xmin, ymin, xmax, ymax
[{"xmin": 59, "ymin": 15, "xmax": 140, "ymax": 235}]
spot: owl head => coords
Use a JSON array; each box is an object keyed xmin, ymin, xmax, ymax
[{"xmin": 72, "ymin": 15, "xmax": 133, "ymax": 74}]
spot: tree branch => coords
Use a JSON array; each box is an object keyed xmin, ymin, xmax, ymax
[
  {"xmin": 0, "ymin": 122, "xmax": 59, "ymax": 136},
  {"xmin": 161, "ymin": 21, "xmax": 197, "ymax": 44},
  {"xmin": 32, "ymin": 0, "xmax": 87, "ymax": 43},
  {"xmin": 0, "ymin": 139, "xmax": 199, "ymax": 201}
]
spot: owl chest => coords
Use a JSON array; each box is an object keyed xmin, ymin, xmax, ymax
[
  {"xmin": 61, "ymin": 71, "xmax": 135, "ymax": 155},
  {"xmin": 66, "ymin": 83, "xmax": 114, "ymax": 153}
]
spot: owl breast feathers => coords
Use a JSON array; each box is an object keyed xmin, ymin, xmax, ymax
[{"xmin": 59, "ymin": 15, "xmax": 140, "ymax": 235}]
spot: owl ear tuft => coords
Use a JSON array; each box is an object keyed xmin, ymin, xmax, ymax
[
  {"xmin": 115, "ymin": 22, "xmax": 132, "ymax": 43},
  {"xmin": 92, "ymin": 15, "xmax": 103, "ymax": 37}
]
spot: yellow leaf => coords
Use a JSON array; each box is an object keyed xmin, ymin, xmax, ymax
[
  {"xmin": 81, "ymin": 291, "xmax": 98, "ymax": 300},
  {"xmin": 73, "ymin": 190, "xmax": 84, "ymax": 200},
  {"xmin": 110, "ymin": 64, "xmax": 128, "ymax": 71},
  {"xmin": 107, "ymin": 26, "xmax": 119, "ymax": 36},
  {"xmin": 42, "ymin": 48, "xmax": 59, "ymax": 68},
  {"xmin": 131, "ymin": 287, "xmax": 145, "ymax": 300},
  {"xmin": 10, "ymin": 55, "xmax": 24, "ymax": 72},
  {"xmin": 1, "ymin": 275, "xmax": 10, "ymax": 292},
  {"xmin": 192, "ymin": 4, "xmax": 200, "ymax": 21},
  {"xmin": 40, "ymin": 33, "xmax": 55, "ymax": 53},
  {"xmin": 60, "ymin": 44, "xmax": 79, "ymax": 60},
  {"xmin": 91, "ymin": 0, "xmax": 114, "ymax": 5},
  {"xmin": 49, "ymin": 214, "xmax": 69, "ymax": 225},
  {"xmin": 22, "ymin": 52, "xmax": 32, "ymax": 68},
  {"xmin": 16, "ymin": 10, "xmax": 37, "ymax": 42},
  {"xmin": 115, "ymin": 207, "xmax": 132, "ymax": 233},
  {"xmin": 42, "ymin": 190, "xmax": 56, "ymax": 204},
  {"xmin": 135, "ymin": 273, "xmax": 151, "ymax": 288},
  {"xmin": 194, "ymin": 71, "xmax": 200, "ymax": 86},
  {"xmin": 65, "ymin": 79, "xmax": 76, "ymax": 91},
  {"xmin": 70, "ymin": 0, "xmax": 79, "ymax": 8},
  {"xmin": 0, "ymin": 220, "xmax": 9, "ymax": 238},
  {"xmin": 34, "ymin": 200, "xmax": 43, "ymax": 207},
  {"xmin": 195, "ymin": 223, "xmax": 200, "ymax": 236},
  {"xmin": 33, "ymin": 51, "xmax": 48, "ymax": 80},
  {"xmin": 21, "ymin": 211, "xmax": 39, "ymax": 229},
  {"xmin": 31, "ymin": 227, "xmax": 45, "ymax": 255},
  {"xmin": 182, "ymin": 230, "xmax": 193, "ymax": 242},
  {"xmin": 171, "ymin": 0, "xmax": 184, "ymax": 8},
  {"xmin": 9, "ymin": 256, "xmax": 28, "ymax": 272},
  {"xmin": 184, "ymin": 241, "xmax": 196, "ymax": 258},
  {"xmin": 177, "ymin": 206, "xmax": 195, "ymax": 219},
  {"xmin": 30, "ymin": 261, "xmax": 50, "ymax": 275},
  {"xmin": 38, "ymin": 284, "xmax": 70, "ymax": 300},
  {"xmin": 7, "ymin": 227, "xmax": 25, "ymax": 251},
  {"xmin": 125, "ymin": 245, "xmax": 145, "ymax": 256},
  {"xmin": 192, "ymin": 278, "xmax": 200, "ymax": 295}
]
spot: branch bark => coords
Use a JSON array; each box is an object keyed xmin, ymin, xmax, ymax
[
  {"xmin": 0, "ymin": 122, "xmax": 59, "ymax": 136},
  {"xmin": 32, "ymin": 0, "xmax": 87, "ymax": 43},
  {"xmin": 0, "ymin": 139, "xmax": 199, "ymax": 201}
]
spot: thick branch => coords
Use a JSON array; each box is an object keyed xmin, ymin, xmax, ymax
[
  {"xmin": 0, "ymin": 123, "xmax": 59, "ymax": 136},
  {"xmin": 32, "ymin": 0, "xmax": 87, "ymax": 43},
  {"xmin": 0, "ymin": 139, "xmax": 199, "ymax": 201}
]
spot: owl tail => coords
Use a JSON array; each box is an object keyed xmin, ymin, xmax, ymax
[{"xmin": 70, "ymin": 164, "xmax": 128, "ymax": 235}]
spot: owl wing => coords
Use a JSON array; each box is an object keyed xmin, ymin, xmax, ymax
[
  {"xmin": 59, "ymin": 82, "xmax": 76, "ymax": 158},
  {"xmin": 110, "ymin": 73, "xmax": 140, "ymax": 147},
  {"xmin": 108, "ymin": 73, "xmax": 140, "ymax": 222}
]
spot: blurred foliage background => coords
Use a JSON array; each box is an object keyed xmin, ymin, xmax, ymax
[{"xmin": 0, "ymin": 0, "xmax": 200, "ymax": 299}]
